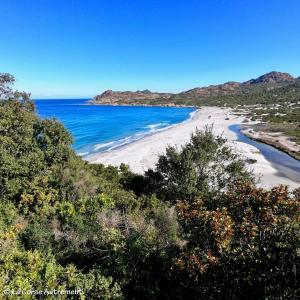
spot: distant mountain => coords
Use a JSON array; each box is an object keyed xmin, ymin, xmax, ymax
[
  {"xmin": 243, "ymin": 71, "xmax": 295, "ymax": 85},
  {"xmin": 91, "ymin": 71, "xmax": 298, "ymax": 106}
]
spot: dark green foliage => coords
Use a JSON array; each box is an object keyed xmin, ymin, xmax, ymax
[
  {"xmin": 0, "ymin": 98, "xmax": 73, "ymax": 205},
  {"xmin": 20, "ymin": 219, "xmax": 55, "ymax": 253},
  {"xmin": 145, "ymin": 126, "xmax": 254, "ymax": 203}
]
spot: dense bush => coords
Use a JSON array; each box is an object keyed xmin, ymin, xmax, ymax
[{"xmin": 173, "ymin": 184, "xmax": 300, "ymax": 299}]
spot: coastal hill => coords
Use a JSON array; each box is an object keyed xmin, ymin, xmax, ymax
[
  {"xmin": 179, "ymin": 81, "xmax": 241, "ymax": 98},
  {"xmin": 91, "ymin": 71, "xmax": 298, "ymax": 106},
  {"xmin": 92, "ymin": 89, "xmax": 173, "ymax": 105}
]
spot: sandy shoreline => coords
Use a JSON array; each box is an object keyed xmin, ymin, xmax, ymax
[{"xmin": 86, "ymin": 107, "xmax": 300, "ymax": 190}]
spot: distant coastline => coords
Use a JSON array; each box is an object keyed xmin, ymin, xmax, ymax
[{"xmin": 88, "ymin": 100, "xmax": 197, "ymax": 108}]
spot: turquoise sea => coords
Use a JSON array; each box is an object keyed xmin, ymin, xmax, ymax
[{"xmin": 34, "ymin": 99, "xmax": 196, "ymax": 157}]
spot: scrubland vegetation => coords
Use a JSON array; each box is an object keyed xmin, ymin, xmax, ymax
[
  {"xmin": 0, "ymin": 74, "xmax": 299, "ymax": 299},
  {"xmin": 233, "ymin": 102, "xmax": 300, "ymax": 159},
  {"xmin": 245, "ymin": 104, "xmax": 300, "ymax": 144}
]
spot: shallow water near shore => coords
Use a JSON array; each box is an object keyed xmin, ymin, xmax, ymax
[
  {"xmin": 34, "ymin": 99, "xmax": 195, "ymax": 157},
  {"xmin": 229, "ymin": 124, "xmax": 300, "ymax": 183}
]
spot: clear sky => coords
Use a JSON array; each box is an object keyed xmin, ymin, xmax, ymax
[{"xmin": 1, "ymin": 0, "xmax": 300, "ymax": 98}]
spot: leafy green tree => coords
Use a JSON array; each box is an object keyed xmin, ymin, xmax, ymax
[
  {"xmin": 145, "ymin": 126, "xmax": 253, "ymax": 204},
  {"xmin": 0, "ymin": 78, "xmax": 73, "ymax": 208}
]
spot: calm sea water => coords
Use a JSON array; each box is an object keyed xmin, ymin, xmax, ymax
[{"xmin": 34, "ymin": 99, "xmax": 196, "ymax": 157}]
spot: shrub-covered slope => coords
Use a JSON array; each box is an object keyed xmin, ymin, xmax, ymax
[{"xmin": 0, "ymin": 73, "xmax": 299, "ymax": 299}]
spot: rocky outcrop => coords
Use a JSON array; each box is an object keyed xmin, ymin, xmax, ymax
[{"xmin": 91, "ymin": 90, "xmax": 172, "ymax": 104}]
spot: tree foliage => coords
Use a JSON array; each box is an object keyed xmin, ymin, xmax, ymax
[{"xmin": 145, "ymin": 126, "xmax": 254, "ymax": 204}]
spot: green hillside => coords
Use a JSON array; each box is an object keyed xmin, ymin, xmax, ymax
[{"xmin": 165, "ymin": 78, "xmax": 300, "ymax": 107}]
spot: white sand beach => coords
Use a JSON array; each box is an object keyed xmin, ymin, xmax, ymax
[{"xmin": 86, "ymin": 107, "xmax": 300, "ymax": 190}]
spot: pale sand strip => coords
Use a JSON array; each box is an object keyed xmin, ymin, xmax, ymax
[{"xmin": 86, "ymin": 107, "xmax": 300, "ymax": 190}]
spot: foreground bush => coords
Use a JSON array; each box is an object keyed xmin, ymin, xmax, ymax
[{"xmin": 173, "ymin": 184, "xmax": 300, "ymax": 299}]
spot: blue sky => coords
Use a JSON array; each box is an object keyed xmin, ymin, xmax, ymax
[{"xmin": 1, "ymin": 0, "xmax": 300, "ymax": 98}]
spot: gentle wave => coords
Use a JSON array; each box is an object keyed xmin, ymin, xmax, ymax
[
  {"xmin": 78, "ymin": 152, "xmax": 90, "ymax": 156},
  {"xmin": 83, "ymin": 112, "xmax": 197, "ymax": 157},
  {"xmin": 146, "ymin": 122, "xmax": 169, "ymax": 132},
  {"xmin": 94, "ymin": 141, "xmax": 114, "ymax": 150},
  {"xmin": 81, "ymin": 124, "xmax": 174, "ymax": 157}
]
